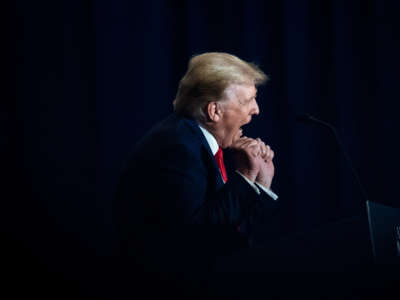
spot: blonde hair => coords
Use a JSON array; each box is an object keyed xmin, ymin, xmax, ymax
[{"xmin": 172, "ymin": 52, "xmax": 268, "ymax": 123}]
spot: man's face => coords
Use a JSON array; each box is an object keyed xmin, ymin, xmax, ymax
[{"xmin": 219, "ymin": 84, "xmax": 260, "ymax": 148}]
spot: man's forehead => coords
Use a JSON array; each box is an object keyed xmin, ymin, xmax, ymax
[{"xmin": 224, "ymin": 83, "xmax": 257, "ymax": 100}]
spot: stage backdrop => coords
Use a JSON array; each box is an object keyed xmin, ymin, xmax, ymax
[{"xmin": 5, "ymin": 0, "xmax": 400, "ymax": 297}]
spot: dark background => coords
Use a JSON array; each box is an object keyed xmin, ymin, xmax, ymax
[{"xmin": 4, "ymin": 0, "xmax": 400, "ymax": 298}]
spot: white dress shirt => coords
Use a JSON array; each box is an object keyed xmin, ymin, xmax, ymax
[{"xmin": 198, "ymin": 125, "xmax": 278, "ymax": 201}]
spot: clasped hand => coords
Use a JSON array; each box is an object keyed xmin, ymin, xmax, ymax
[{"xmin": 230, "ymin": 132, "xmax": 275, "ymax": 189}]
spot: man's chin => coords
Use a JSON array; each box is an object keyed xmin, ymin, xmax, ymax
[{"xmin": 227, "ymin": 130, "xmax": 242, "ymax": 148}]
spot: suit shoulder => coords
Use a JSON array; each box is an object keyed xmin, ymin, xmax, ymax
[
  {"xmin": 125, "ymin": 114, "xmax": 205, "ymax": 166},
  {"xmin": 138, "ymin": 115, "xmax": 203, "ymax": 151}
]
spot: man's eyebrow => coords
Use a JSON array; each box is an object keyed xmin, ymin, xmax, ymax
[{"xmin": 248, "ymin": 93, "xmax": 257, "ymax": 101}]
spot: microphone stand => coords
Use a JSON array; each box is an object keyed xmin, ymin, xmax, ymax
[{"xmin": 296, "ymin": 113, "xmax": 370, "ymax": 203}]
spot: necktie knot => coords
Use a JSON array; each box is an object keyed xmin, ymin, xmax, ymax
[{"xmin": 214, "ymin": 147, "xmax": 228, "ymax": 183}]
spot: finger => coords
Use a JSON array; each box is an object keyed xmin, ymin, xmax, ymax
[
  {"xmin": 260, "ymin": 142, "xmax": 267, "ymax": 157},
  {"xmin": 239, "ymin": 139, "xmax": 257, "ymax": 149},
  {"xmin": 231, "ymin": 136, "xmax": 251, "ymax": 147},
  {"xmin": 233, "ymin": 138, "xmax": 256, "ymax": 148},
  {"xmin": 251, "ymin": 143, "xmax": 261, "ymax": 156},
  {"xmin": 265, "ymin": 145, "xmax": 271, "ymax": 157},
  {"xmin": 261, "ymin": 145, "xmax": 270, "ymax": 161},
  {"xmin": 239, "ymin": 137, "xmax": 255, "ymax": 143},
  {"xmin": 256, "ymin": 141, "xmax": 266, "ymax": 158},
  {"xmin": 250, "ymin": 146, "xmax": 261, "ymax": 157},
  {"xmin": 265, "ymin": 148, "xmax": 274, "ymax": 162},
  {"xmin": 242, "ymin": 140, "xmax": 260, "ymax": 156},
  {"xmin": 242, "ymin": 140, "xmax": 259, "ymax": 149},
  {"xmin": 238, "ymin": 136, "xmax": 252, "ymax": 141},
  {"xmin": 256, "ymin": 138, "xmax": 266, "ymax": 147}
]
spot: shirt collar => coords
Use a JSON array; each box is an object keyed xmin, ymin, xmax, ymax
[{"xmin": 198, "ymin": 125, "xmax": 219, "ymax": 156}]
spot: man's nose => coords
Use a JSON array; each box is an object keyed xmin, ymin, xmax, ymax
[{"xmin": 252, "ymin": 100, "xmax": 260, "ymax": 115}]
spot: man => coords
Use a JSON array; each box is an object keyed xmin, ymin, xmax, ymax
[{"xmin": 115, "ymin": 52, "xmax": 280, "ymax": 284}]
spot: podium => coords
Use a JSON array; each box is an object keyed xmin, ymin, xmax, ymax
[
  {"xmin": 211, "ymin": 202, "xmax": 399, "ymax": 299},
  {"xmin": 215, "ymin": 201, "xmax": 400, "ymax": 272},
  {"xmin": 367, "ymin": 200, "xmax": 400, "ymax": 265}
]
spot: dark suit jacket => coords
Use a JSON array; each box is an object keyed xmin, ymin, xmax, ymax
[{"xmin": 115, "ymin": 113, "xmax": 280, "ymax": 276}]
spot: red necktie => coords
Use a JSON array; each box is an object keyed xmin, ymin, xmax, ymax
[{"xmin": 214, "ymin": 147, "xmax": 228, "ymax": 183}]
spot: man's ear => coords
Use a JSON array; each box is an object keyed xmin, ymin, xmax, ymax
[{"xmin": 206, "ymin": 101, "xmax": 223, "ymax": 122}]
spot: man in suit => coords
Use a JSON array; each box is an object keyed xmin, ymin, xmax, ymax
[{"xmin": 115, "ymin": 52, "xmax": 280, "ymax": 292}]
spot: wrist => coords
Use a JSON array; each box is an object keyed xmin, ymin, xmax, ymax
[
  {"xmin": 237, "ymin": 169, "xmax": 257, "ymax": 182},
  {"xmin": 255, "ymin": 176, "xmax": 272, "ymax": 189},
  {"xmin": 255, "ymin": 180, "xmax": 271, "ymax": 190}
]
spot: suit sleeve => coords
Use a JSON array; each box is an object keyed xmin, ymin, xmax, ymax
[
  {"xmin": 152, "ymin": 142, "xmax": 279, "ymax": 228},
  {"xmin": 116, "ymin": 141, "xmax": 280, "ymax": 273}
]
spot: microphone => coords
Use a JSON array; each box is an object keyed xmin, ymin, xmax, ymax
[{"xmin": 296, "ymin": 112, "xmax": 370, "ymax": 202}]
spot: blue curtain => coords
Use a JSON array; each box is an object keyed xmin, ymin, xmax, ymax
[{"xmin": 5, "ymin": 0, "xmax": 400, "ymax": 297}]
